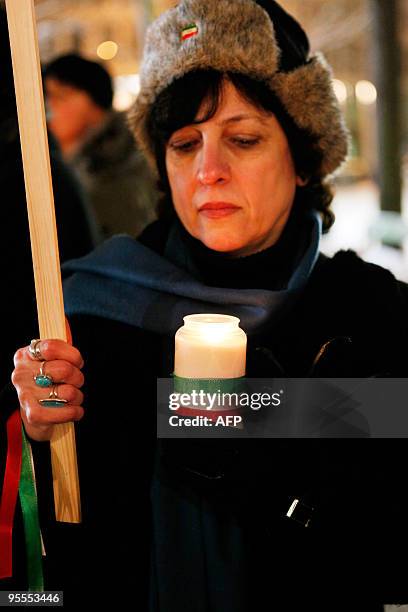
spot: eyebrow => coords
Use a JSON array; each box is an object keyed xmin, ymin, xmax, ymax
[
  {"xmin": 218, "ymin": 113, "xmax": 269, "ymax": 126},
  {"xmin": 171, "ymin": 113, "xmax": 270, "ymax": 136}
]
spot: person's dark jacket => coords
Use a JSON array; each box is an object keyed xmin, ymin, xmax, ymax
[
  {"xmin": 67, "ymin": 110, "xmax": 159, "ymax": 240},
  {"xmin": 0, "ymin": 216, "xmax": 407, "ymax": 611}
]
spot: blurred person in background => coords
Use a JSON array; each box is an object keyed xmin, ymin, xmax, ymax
[
  {"xmin": 43, "ymin": 53, "xmax": 159, "ymax": 239},
  {"xmin": 0, "ymin": 5, "xmax": 97, "ymax": 392}
]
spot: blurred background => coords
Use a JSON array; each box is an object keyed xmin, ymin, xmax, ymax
[{"xmin": 33, "ymin": 0, "xmax": 408, "ymax": 279}]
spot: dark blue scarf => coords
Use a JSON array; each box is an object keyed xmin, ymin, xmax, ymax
[{"xmin": 62, "ymin": 211, "xmax": 321, "ymax": 335}]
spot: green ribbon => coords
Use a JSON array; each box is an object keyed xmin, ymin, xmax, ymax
[
  {"xmin": 19, "ymin": 426, "xmax": 44, "ymax": 592},
  {"xmin": 173, "ymin": 374, "xmax": 246, "ymax": 395}
]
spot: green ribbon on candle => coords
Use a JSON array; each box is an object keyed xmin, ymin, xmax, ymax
[
  {"xmin": 173, "ymin": 374, "xmax": 246, "ymax": 395},
  {"xmin": 172, "ymin": 374, "xmax": 247, "ymax": 414},
  {"xmin": 19, "ymin": 426, "xmax": 44, "ymax": 592}
]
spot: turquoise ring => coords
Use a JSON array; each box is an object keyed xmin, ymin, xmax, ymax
[
  {"xmin": 34, "ymin": 362, "xmax": 53, "ymax": 388},
  {"xmin": 39, "ymin": 385, "xmax": 67, "ymax": 408}
]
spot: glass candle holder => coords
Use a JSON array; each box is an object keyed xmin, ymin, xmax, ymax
[{"xmin": 174, "ymin": 313, "xmax": 247, "ymax": 378}]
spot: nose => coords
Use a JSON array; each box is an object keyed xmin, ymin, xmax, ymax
[{"xmin": 196, "ymin": 141, "xmax": 230, "ymax": 185}]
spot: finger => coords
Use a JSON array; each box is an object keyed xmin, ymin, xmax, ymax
[
  {"xmin": 18, "ymin": 386, "xmax": 84, "ymax": 421},
  {"xmin": 12, "ymin": 362, "xmax": 84, "ymax": 390},
  {"xmin": 21, "ymin": 401, "xmax": 84, "ymax": 427},
  {"xmin": 34, "ymin": 360, "xmax": 84, "ymax": 388},
  {"xmin": 52, "ymin": 384, "xmax": 84, "ymax": 406},
  {"xmin": 22, "ymin": 339, "xmax": 84, "ymax": 368},
  {"xmin": 14, "ymin": 346, "xmax": 31, "ymax": 367},
  {"xmin": 33, "ymin": 384, "xmax": 84, "ymax": 406}
]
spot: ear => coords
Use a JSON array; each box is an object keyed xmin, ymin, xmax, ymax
[{"xmin": 296, "ymin": 174, "xmax": 309, "ymax": 187}]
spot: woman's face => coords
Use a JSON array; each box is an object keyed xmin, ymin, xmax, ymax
[
  {"xmin": 165, "ymin": 80, "xmax": 304, "ymax": 257},
  {"xmin": 45, "ymin": 77, "xmax": 101, "ymax": 151}
]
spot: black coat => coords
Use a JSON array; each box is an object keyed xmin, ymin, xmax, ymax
[{"xmin": 1, "ymin": 218, "xmax": 407, "ymax": 611}]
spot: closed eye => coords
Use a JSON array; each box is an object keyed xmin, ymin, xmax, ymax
[
  {"xmin": 168, "ymin": 136, "xmax": 262, "ymax": 153},
  {"xmin": 168, "ymin": 140, "xmax": 199, "ymax": 153},
  {"xmin": 231, "ymin": 137, "xmax": 261, "ymax": 148}
]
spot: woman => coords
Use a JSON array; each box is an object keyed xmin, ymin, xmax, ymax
[
  {"xmin": 43, "ymin": 53, "xmax": 159, "ymax": 240},
  {"xmin": 3, "ymin": 0, "xmax": 408, "ymax": 610}
]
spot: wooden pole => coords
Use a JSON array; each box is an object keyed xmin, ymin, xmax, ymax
[{"xmin": 5, "ymin": 0, "xmax": 81, "ymax": 523}]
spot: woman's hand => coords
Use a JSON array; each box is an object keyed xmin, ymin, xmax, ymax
[{"xmin": 12, "ymin": 339, "xmax": 85, "ymax": 441}]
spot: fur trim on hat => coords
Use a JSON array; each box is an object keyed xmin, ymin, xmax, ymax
[
  {"xmin": 128, "ymin": 0, "xmax": 349, "ymax": 179},
  {"xmin": 271, "ymin": 53, "xmax": 349, "ymax": 177}
]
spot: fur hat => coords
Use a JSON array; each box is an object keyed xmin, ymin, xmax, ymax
[{"xmin": 129, "ymin": 0, "xmax": 349, "ymax": 179}]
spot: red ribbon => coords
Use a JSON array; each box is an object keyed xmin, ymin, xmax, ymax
[{"xmin": 0, "ymin": 409, "xmax": 22, "ymax": 579}]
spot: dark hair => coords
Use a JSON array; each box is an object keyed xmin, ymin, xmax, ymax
[
  {"xmin": 147, "ymin": 69, "xmax": 335, "ymax": 232},
  {"xmin": 43, "ymin": 53, "xmax": 113, "ymax": 110}
]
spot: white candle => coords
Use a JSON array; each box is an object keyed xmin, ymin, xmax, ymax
[{"xmin": 174, "ymin": 314, "xmax": 247, "ymax": 378}]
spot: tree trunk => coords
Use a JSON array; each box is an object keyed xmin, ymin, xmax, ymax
[{"xmin": 370, "ymin": 0, "xmax": 402, "ymax": 214}]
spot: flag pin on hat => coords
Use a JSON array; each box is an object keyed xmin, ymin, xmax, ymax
[{"xmin": 181, "ymin": 23, "xmax": 199, "ymax": 41}]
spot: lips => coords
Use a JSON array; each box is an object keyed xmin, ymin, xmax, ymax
[{"xmin": 198, "ymin": 202, "xmax": 240, "ymax": 219}]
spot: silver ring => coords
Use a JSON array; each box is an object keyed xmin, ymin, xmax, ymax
[
  {"xmin": 28, "ymin": 339, "xmax": 44, "ymax": 361},
  {"xmin": 39, "ymin": 384, "xmax": 68, "ymax": 408},
  {"xmin": 34, "ymin": 361, "xmax": 54, "ymax": 388}
]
